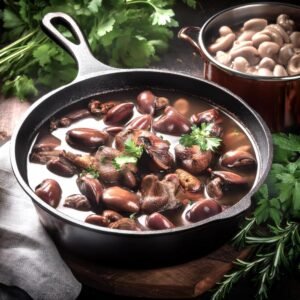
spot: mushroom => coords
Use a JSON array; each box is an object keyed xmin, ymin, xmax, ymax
[
  {"xmin": 219, "ymin": 26, "xmax": 233, "ymax": 36},
  {"xmin": 215, "ymin": 51, "xmax": 232, "ymax": 66},
  {"xmin": 63, "ymin": 194, "xmax": 91, "ymax": 211},
  {"xmin": 85, "ymin": 214, "xmax": 110, "ymax": 227},
  {"xmin": 137, "ymin": 131, "xmax": 175, "ymax": 173},
  {"xmin": 220, "ymin": 148, "xmax": 256, "ymax": 168},
  {"xmin": 277, "ymin": 14, "xmax": 295, "ymax": 34},
  {"xmin": 206, "ymin": 177, "xmax": 223, "ymax": 199},
  {"xmin": 125, "ymin": 115, "xmax": 152, "ymax": 131},
  {"xmin": 140, "ymin": 174, "xmax": 181, "ymax": 214},
  {"xmin": 88, "ymin": 100, "xmax": 117, "ymax": 116},
  {"xmin": 287, "ymin": 54, "xmax": 300, "ymax": 76},
  {"xmin": 66, "ymin": 128, "xmax": 109, "ymax": 152},
  {"xmin": 46, "ymin": 156, "xmax": 77, "ymax": 177},
  {"xmin": 136, "ymin": 90, "xmax": 169, "ymax": 115},
  {"xmin": 109, "ymin": 218, "xmax": 141, "ymax": 231},
  {"xmin": 208, "ymin": 32, "xmax": 236, "ymax": 54},
  {"xmin": 243, "ymin": 18, "xmax": 268, "ymax": 31},
  {"xmin": 278, "ymin": 44, "xmax": 295, "ymax": 66},
  {"xmin": 175, "ymin": 144, "xmax": 213, "ymax": 175},
  {"xmin": 153, "ymin": 106, "xmax": 191, "ymax": 136},
  {"xmin": 232, "ymin": 56, "xmax": 250, "ymax": 72},
  {"xmin": 146, "ymin": 212, "xmax": 175, "ymax": 230},
  {"xmin": 257, "ymin": 68, "xmax": 273, "ymax": 76},
  {"xmin": 104, "ymin": 102, "xmax": 134, "ymax": 126},
  {"xmin": 237, "ymin": 30, "xmax": 256, "ymax": 42},
  {"xmin": 50, "ymin": 109, "xmax": 91, "ymax": 131},
  {"xmin": 186, "ymin": 199, "xmax": 222, "ymax": 223},
  {"xmin": 273, "ymin": 64, "xmax": 288, "ymax": 77},
  {"xmin": 210, "ymin": 170, "xmax": 248, "ymax": 185},
  {"xmin": 258, "ymin": 41, "xmax": 280, "ymax": 59},
  {"xmin": 102, "ymin": 187, "xmax": 140, "ymax": 213},
  {"xmin": 175, "ymin": 169, "xmax": 202, "ymax": 192},
  {"xmin": 259, "ymin": 57, "xmax": 276, "ymax": 70},
  {"xmin": 35, "ymin": 179, "xmax": 62, "ymax": 208},
  {"xmin": 190, "ymin": 108, "xmax": 221, "ymax": 126},
  {"xmin": 230, "ymin": 46, "xmax": 260, "ymax": 65},
  {"xmin": 252, "ymin": 31, "xmax": 272, "ymax": 47},
  {"xmin": 290, "ymin": 32, "xmax": 300, "ymax": 48},
  {"xmin": 76, "ymin": 174, "xmax": 103, "ymax": 207}
]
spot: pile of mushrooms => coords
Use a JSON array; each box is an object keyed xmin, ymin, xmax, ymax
[
  {"xmin": 30, "ymin": 90, "xmax": 257, "ymax": 231},
  {"xmin": 209, "ymin": 14, "xmax": 300, "ymax": 76}
]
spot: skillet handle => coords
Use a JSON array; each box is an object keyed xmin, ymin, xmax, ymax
[{"xmin": 41, "ymin": 12, "xmax": 115, "ymax": 80}]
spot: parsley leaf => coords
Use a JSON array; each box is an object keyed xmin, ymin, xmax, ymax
[
  {"xmin": 179, "ymin": 123, "xmax": 222, "ymax": 151},
  {"xmin": 81, "ymin": 166, "xmax": 100, "ymax": 178},
  {"xmin": 113, "ymin": 156, "xmax": 138, "ymax": 171},
  {"xmin": 112, "ymin": 139, "xmax": 143, "ymax": 170}
]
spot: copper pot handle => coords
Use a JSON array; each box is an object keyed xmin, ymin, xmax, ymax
[{"xmin": 178, "ymin": 26, "xmax": 207, "ymax": 61}]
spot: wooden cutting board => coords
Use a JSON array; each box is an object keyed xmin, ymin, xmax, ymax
[
  {"xmin": 60, "ymin": 245, "xmax": 250, "ymax": 299},
  {"xmin": 0, "ymin": 96, "xmax": 31, "ymax": 145}
]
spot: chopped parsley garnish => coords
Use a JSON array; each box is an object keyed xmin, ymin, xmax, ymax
[
  {"xmin": 179, "ymin": 123, "xmax": 222, "ymax": 151},
  {"xmin": 113, "ymin": 139, "xmax": 143, "ymax": 170},
  {"xmin": 80, "ymin": 166, "xmax": 99, "ymax": 178}
]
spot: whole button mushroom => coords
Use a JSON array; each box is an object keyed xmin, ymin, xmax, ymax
[
  {"xmin": 230, "ymin": 46, "xmax": 260, "ymax": 65},
  {"xmin": 261, "ymin": 26, "xmax": 284, "ymax": 47},
  {"xmin": 266, "ymin": 24, "xmax": 290, "ymax": 43},
  {"xmin": 273, "ymin": 64, "xmax": 288, "ymax": 77},
  {"xmin": 290, "ymin": 32, "xmax": 300, "ymax": 48},
  {"xmin": 259, "ymin": 57, "xmax": 276, "ymax": 70},
  {"xmin": 237, "ymin": 30, "xmax": 256, "ymax": 42},
  {"xmin": 278, "ymin": 44, "xmax": 294, "ymax": 66},
  {"xmin": 277, "ymin": 14, "xmax": 295, "ymax": 34},
  {"xmin": 219, "ymin": 26, "xmax": 233, "ymax": 36},
  {"xmin": 258, "ymin": 41, "xmax": 280, "ymax": 58},
  {"xmin": 215, "ymin": 51, "xmax": 232, "ymax": 66},
  {"xmin": 232, "ymin": 57, "xmax": 249, "ymax": 72},
  {"xmin": 35, "ymin": 179, "xmax": 62, "ymax": 208},
  {"xmin": 287, "ymin": 54, "xmax": 300, "ymax": 76},
  {"xmin": 252, "ymin": 31, "xmax": 271, "ymax": 47},
  {"xmin": 243, "ymin": 18, "xmax": 268, "ymax": 31},
  {"xmin": 258, "ymin": 68, "xmax": 273, "ymax": 76},
  {"xmin": 208, "ymin": 32, "xmax": 236, "ymax": 54}
]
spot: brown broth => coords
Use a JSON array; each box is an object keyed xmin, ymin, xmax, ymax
[{"xmin": 27, "ymin": 89, "xmax": 257, "ymax": 230}]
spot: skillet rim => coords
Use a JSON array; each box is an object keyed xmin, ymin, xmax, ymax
[{"xmin": 10, "ymin": 68, "xmax": 273, "ymax": 237}]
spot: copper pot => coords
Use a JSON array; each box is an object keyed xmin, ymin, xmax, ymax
[{"xmin": 178, "ymin": 2, "xmax": 300, "ymax": 132}]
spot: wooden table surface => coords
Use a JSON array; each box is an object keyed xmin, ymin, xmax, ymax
[{"xmin": 1, "ymin": 1, "xmax": 299, "ymax": 300}]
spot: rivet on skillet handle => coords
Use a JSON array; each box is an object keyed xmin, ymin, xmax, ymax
[
  {"xmin": 41, "ymin": 12, "xmax": 115, "ymax": 80},
  {"xmin": 178, "ymin": 27, "xmax": 207, "ymax": 61}
]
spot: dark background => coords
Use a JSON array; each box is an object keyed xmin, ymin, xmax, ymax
[{"xmin": 1, "ymin": 1, "xmax": 299, "ymax": 299}]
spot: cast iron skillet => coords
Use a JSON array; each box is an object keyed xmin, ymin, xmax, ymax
[{"xmin": 10, "ymin": 12, "xmax": 272, "ymax": 266}]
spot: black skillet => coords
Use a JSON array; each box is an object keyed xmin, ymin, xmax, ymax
[{"xmin": 10, "ymin": 12, "xmax": 272, "ymax": 266}]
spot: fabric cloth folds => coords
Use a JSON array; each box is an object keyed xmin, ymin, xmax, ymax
[{"xmin": 0, "ymin": 142, "xmax": 81, "ymax": 300}]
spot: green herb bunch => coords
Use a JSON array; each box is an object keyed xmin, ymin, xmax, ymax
[
  {"xmin": 212, "ymin": 133, "xmax": 300, "ymax": 300},
  {"xmin": 0, "ymin": 0, "xmax": 197, "ymax": 100}
]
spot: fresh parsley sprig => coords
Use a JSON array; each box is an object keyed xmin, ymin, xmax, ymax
[
  {"xmin": 179, "ymin": 123, "xmax": 222, "ymax": 151},
  {"xmin": 113, "ymin": 139, "xmax": 143, "ymax": 170},
  {"xmin": 212, "ymin": 133, "xmax": 300, "ymax": 300}
]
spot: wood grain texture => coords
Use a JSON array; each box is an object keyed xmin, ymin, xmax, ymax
[
  {"xmin": 61, "ymin": 246, "xmax": 251, "ymax": 299},
  {"xmin": 0, "ymin": 96, "xmax": 30, "ymax": 145}
]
